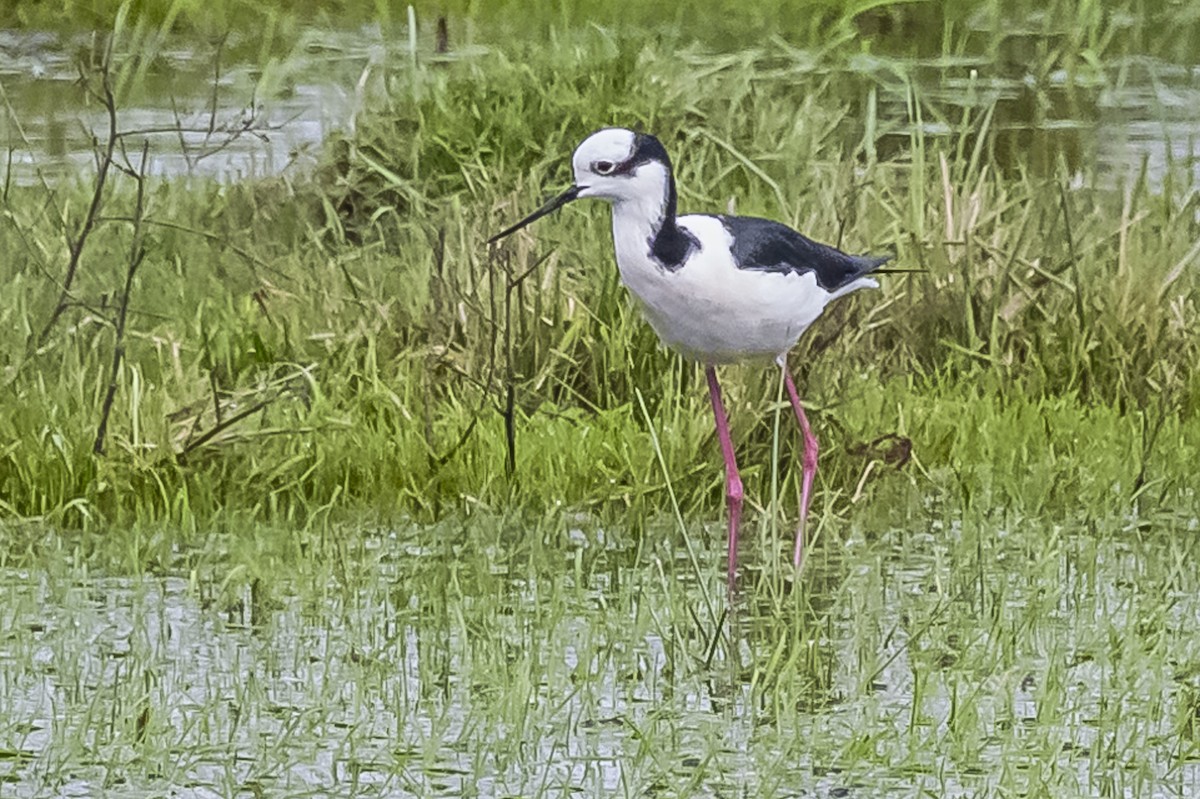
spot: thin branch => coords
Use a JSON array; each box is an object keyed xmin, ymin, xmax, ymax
[
  {"xmin": 177, "ymin": 396, "xmax": 278, "ymax": 464},
  {"xmin": 1057, "ymin": 181, "xmax": 1088, "ymax": 333},
  {"xmin": 38, "ymin": 53, "xmax": 119, "ymax": 344},
  {"xmin": 207, "ymin": 34, "xmax": 227, "ymax": 139},
  {"xmin": 94, "ymin": 139, "xmax": 149, "ymax": 455}
]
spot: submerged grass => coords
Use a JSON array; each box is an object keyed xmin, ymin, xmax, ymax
[
  {"xmin": 1, "ymin": 2, "xmax": 1199, "ymax": 796},
  {"xmin": 2, "ymin": 495, "xmax": 1199, "ymax": 795}
]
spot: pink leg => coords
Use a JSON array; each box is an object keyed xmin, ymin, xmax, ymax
[
  {"xmin": 782, "ymin": 363, "xmax": 818, "ymax": 569},
  {"xmin": 705, "ymin": 366, "xmax": 742, "ymax": 584}
]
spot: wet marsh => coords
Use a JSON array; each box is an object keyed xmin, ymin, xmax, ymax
[{"xmin": 2, "ymin": 1, "xmax": 1200, "ymax": 795}]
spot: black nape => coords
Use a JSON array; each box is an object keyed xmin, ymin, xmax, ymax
[{"xmin": 630, "ymin": 133, "xmax": 697, "ymax": 270}]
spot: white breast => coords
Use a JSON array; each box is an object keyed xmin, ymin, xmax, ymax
[{"xmin": 610, "ymin": 212, "xmax": 875, "ymax": 364}]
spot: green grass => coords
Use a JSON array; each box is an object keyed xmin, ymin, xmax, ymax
[
  {"xmin": 7, "ymin": 0, "xmax": 1200, "ymax": 63},
  {"xmin": 2, "ymin": 500, "xmax": 1198, "ymax": 795},
  {"xmin": 2, "ymin": 17, "xmax": 1197, "ymax": 537},
  {"xmin": 1, "ymin": 3, "xmax": 1199, "ymax": 794}
]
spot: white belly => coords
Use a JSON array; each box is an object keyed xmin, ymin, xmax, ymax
[{"xmin": 612, "ymin": 214, "xmax": 873, "ymax": 364}]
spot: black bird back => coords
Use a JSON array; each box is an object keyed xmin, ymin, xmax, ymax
[{"xmin": 720, "ymin": 216, "xmax": 893, "ymax": 292}]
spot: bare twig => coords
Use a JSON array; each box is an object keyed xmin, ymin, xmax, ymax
[
  {"xmin": 1058, "ymin": 181, "xmax": 1087, "ymax": 332},
  {"xmin": 177, "ymin": 396, "xmax": 278, "ymax": 464},
  {"xmin": 209, "ymin": 367, "xmax": 224, "ymax": 427},
  {"xmin": 1132, "ymin": 403, "xmax": 1165, "ymax": 497},
  {"xmin": 94, "ymin": 139, "xmax": 149, "ymax": 455},
  {"xmin": 207, "ymin": 34, "xmax": 227, "ymax": 139},
  {"xmin": 38, "ymin": 48, "xmax": 119, "ymax": 344},
  {"xmin": 175, "ymin": 364, "xmax": 315, "ymax": 461}
]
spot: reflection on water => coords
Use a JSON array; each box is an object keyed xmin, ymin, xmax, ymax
[
  {"xmin": 877, "ymin": 55, "xmax": 1200, "ymax": 188},
  {"xmin": 0, "ymin": 26, "xmax": 481, "ymax": 185},
  {"xmin": 0, "ymin": 24, "xmax": 1198, "ymax": 189},
  {"xmin": 1, "ymin": 518, "xmax": 1198, "ymax": 797}
]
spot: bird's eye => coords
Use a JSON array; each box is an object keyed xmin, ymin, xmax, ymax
[{"xmin": 594, "ymin": 160, "xmax": 616, "ymax": 175}]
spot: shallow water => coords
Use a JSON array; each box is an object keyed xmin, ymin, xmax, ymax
[
  {"xmin": 1, "ymin": 24, "xmax": 1199, "ymax": 189},
  {"xmin": 2, "ymin": 517, "xmax": 1198, "ymax": 797},
  {"xmin": 3, "ymin": 12, "xmax": 1200, "ymax": 798},
  {"xmin": 0, "ymin": 25, "xmax": 483, "ymax": 185}
]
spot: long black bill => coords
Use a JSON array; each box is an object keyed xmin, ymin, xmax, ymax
[{"xmin": 487, "ymin": 185, "xmax": 581, "ymax": 244}]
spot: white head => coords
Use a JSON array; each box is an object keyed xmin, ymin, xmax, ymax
[
  {"xmin": 570, "ymin": 128, "xmax": 672, "ymax": 205},
  {"xmin": 487, "ymin": 127, "xmax": 678, "ymax": 243}
]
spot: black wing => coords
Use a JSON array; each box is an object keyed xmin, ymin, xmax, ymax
[{"xmin": 719, "ymin": 215, "xmax": 892, "ymax": 292}]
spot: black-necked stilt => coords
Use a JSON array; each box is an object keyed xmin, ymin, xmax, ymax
[{"xmin": 488, "ymin": 128, "xmax": 892, "ymax": 583}]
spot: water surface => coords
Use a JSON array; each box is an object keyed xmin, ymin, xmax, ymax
[
  {"xmin": 2, "ymin": 517, "xmax": 1198, "ymax": 797},
  {"xmin": 2, "ymin": 24, "xmax": 1199, "ymax": 189}
]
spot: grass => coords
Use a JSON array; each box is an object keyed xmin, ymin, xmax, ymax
[
  {"xmin": 7, "ymin": 0, "xmax": 1200, "ymax": 61},
  {"xmin": 1, "ymin": 1, "xmax": 1199, "ymax": 795},
  {"xmin": 2, "ymin": 503, "xmax": 1199, "ymax": 795},
  {"xmin": 2, "ymin": 17, "xmax": 1197, "ymax": 538}
]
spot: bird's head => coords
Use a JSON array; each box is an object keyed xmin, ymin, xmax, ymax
[
  {"xmin": 571, "ymin": 128, "xmax": 671, "ymax": 203},
  {"xmin": 487, "ymin": 128, "xmax": 673, "ymax": 244}
]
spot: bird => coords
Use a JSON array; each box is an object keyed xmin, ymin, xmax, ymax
[{"xmin": 487, "ymin": 127, "xmax": 891, "ymax": 584}]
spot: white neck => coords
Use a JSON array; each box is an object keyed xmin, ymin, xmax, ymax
[{"xmin": 609, "ymin": 164, "xmax": 671, "ymax": 268}]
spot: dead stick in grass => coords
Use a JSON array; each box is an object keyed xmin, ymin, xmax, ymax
[{"xmin": 94, "ymin": 139, "xmax": 150, "ymax": 455}]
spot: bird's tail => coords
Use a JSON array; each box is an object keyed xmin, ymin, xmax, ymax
[
  {"xmin": 828, "ymin": 253, "xmax": 897, "ymax": 301},
  {"xmin": 857, "ymin": 253, "xmax": 928, "ymax": 278},
  {"xmin": 829, "ymin": 275, "xmax": 879, "ymax": 301},
  {"xmin": 853, "ymin": 253, "xmax": 896, "ymax": 278}
]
